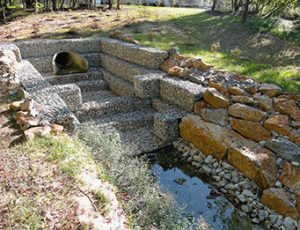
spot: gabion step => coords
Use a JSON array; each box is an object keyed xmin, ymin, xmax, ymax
[
  {"xmin": 115, "ymin": 125, "xmax": 168, "ymax": 155},
  {"xmin": 88, "ymin": 109, "xmax": 155, "ymax": 130},
  {"xmin": 101, "ymin": 68, "xmax": 135, "ymax": 97},
  {"xmin": 100, "ymin": 53, "xmax": 150, "ymax": 82},
  {"xmin": 43, "ymin": 68, "xmax": 103, "ymax": 85},
  {"xmin": 77, "ymin": 96, "xmax": 150, "ymax": 121},
  {"xmin": 16, "ymin": 38, "xmax": 102, "ymax": 59},
  {"xmin": 81, "ymin": 90, "xmax": 116, "ymax": 103},
  {"xmin": 76, "ymin": 79, "xmax": 108, "ymax": 92},
  {"xmin": 160, "ymin": 77, "xmax": 205, "ymax": 112},
  {"xmin": 99, "ymin": 37, "xmax": 168, "ymax": 69}
]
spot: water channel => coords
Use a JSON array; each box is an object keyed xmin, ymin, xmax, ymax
[{"xmin": 150, "ymin": 148, "xmax": 262, "ymax": 230}]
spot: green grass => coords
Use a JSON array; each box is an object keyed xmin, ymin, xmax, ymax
[
  {"xmin": 10, "ymin": 9, "xmax": 33, "ymax": 19},
  {"xmin": 246, "ymin": 17, "xmax": 300, "ymax": 44},
  {"xmin": 22, "ymin": 134, "xmax": 85, "ymax": 177},
  {"xmin": 120, "ymin": 6, "xmax": 300, "ymax": 93},
  {"xmin": 95, "ymin": 190, "xmax": 110, "ymax": 215},
  {"xmin": 7, "ymin": 198, "xmax": 44, "ymax": 230}
]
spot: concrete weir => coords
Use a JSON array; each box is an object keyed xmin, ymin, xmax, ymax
[{"xmin": 2, "ymin": 37, "xmax": 300, "ymax": 228}]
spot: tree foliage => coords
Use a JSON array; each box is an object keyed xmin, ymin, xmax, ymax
[
  {"xmin": 211, "ymin": 0, "xmax": 298, "ymax": 22},
  {"xmin": 0, "ymin": 0, "xmax": 119, "ymax": 13}
]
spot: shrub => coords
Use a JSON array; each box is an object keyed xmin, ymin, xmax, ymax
[{"xmin": 79, "ymin": 125, "xmax": 203, "ymax": 230}]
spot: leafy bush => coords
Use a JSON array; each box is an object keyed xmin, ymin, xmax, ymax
[{"xmin": 79, "ymin": 126, "xmax": 202, "ymax": 230}]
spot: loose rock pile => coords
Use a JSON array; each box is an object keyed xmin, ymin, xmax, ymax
[
  {"xmin": 173, "ymin": 138, "xmax": 300, "ymax": 229},
  {"xmin": 160, "ymin": 47, "xmax": 213, "ymax": 78},
  {"xmin": 0, "ymin": 44, "xmax": 21, "ymax": 93},
  {"xmin": 10, "ymin": 93, "xmax": 64, "ymax": 140},
  {"xmin": 109, "ymin": 30, "xmax": 140, "ymax": 45},
  {"xmin": 0, "ymin": 45, "xmax": 65, "ymax": 140},
  {"xmin": 160, "ymin": 48, "xmax": 300, "ymax": 226}
]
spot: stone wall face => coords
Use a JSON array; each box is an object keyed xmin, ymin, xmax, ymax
[{"xmin": 177, "ymin": 71, "xmax": 300, "ymax": 220}]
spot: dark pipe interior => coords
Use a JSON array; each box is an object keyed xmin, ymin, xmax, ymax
[{"xmin": 55, "ymin": 52, "xmax": 71, "ymax": 66}]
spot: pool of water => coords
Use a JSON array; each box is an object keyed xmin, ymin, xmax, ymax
[{"xmin": 150, "ymin": 148, "xmax": 261, "ymax": 230}]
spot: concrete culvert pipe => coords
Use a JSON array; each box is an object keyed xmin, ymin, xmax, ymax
[{"xmin": 52, "ymin": 51, "xmax": 89, "ymax": 75}]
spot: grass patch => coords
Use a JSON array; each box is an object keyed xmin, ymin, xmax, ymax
[
  {"xmin": 246, "ymin": 17, "xmax": 300, "ymax": 44},
  {"xmin": 2, "ymin": 134, "xmax": 122, "ymax": 229},
  {"xmin": 7, "ymin": 197, "xmax": 44, "ymax": 230},
  {"xmin": 94, "ymin": 190, "xmax": 110, "ymax": 215},
  {"xmin": 79, "ymin": 126, "xmax": 205, "ymax": 230},
  {"xmin": 125, "ymin": 8, "xmax": 299, "ymax": 93},
  {"xmin": 23, "ymin": 135, "xmax": 82, "ymax": 177},
  {"xmin": 132, "ymin": 31, "xmax": 300, "ymax": 93}
]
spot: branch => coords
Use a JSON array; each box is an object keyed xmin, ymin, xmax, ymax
[
  {"xmin": 7, "ymin": 178, "xmax": 19, "ymax": 198},
  {"xmin": 78, "ymin": 188, "xmax": 99, "ymax": 213}
]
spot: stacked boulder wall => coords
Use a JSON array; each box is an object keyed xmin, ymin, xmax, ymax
[
  {"xmin": 261, "ymin": 188, "xmax": 299, "ymax": 219},
  {"xmin": 227, "ymin": 144, "xmax": 277, "ymax": 189},
  {"xmin": 279, "ymin": 161, "xmax": 300, "ymax": 190},
  {"xmin": 264, "ymin": 137, "xmax": 300, "ymax": 162},
  {"xmin": 230, "ymin": 118, "xmax": 271, "ymax": 141},
  {"xmin": 179, "ymin": 114, "xmax": 238, "ymax": 159},
  {"xmin": 179, "ymin": 114, "xmax": 277, "ymax": 188}
]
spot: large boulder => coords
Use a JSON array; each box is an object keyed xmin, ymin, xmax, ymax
[
  {"xmin": 264, "ymin": 138, "xmax": 300, "ymax": 162},
  {"xmin": 180, "ymin": 114, "xmax": 277, "ymax": 188},
  {"xmin": 230, "ymin": 118, "xmax": 271, "ymax": 141},
  {"xmin": 160, "ymin": 58, "xmax": 179, "ymax": 72},
  {"xmin": 179, "ymin": 114, "xmax": 236, "ymax": 159},
  {"xmin": 228, "ymin": 144, "xmax": 277, "ymax": 189},
  {"xmin": 289, "ymin": 129, "xmax": 300, "ymax": 145},
  {"xmin": 24, "ymin": 126, "xmax": 51, "ymax": 140},
  {"xmin": 264, "ymin": 114, "xmax": 291, "ymax": 136},
  {"xmin": 279, "ymin": 161, "xmax": 300, "ymax": 190},
  {"xmin": 231, "ymin": 95, "xmax": 254, "ymax": 105},
  {"xmin": 199, "ymin": 108, "xmax": 229, "ymax": 126},
  {"xmin": 253, "ymin": 94, "xmax": 274, "ymax": 111},
  {"xmin": 274, "ymin": 97, "xmax": 300, "ymax": 121},
  {"xmin": 296, "ymin": 191, "xmax": 300, "ymax": 213},
  {"xmin": 258, "ymin": 83, "xmax": 282, "ymax": 97},
  {"xmin": 261, "ymin": 188, "xmax": 299, "ymax": 219},
  {"xmin": 228, "ymin": 103, "xmax": 266, "ymax": 122},
  {"xmin": 203, "ymin": 88, "xmax": 230, "ymax": 109},
  {"xmin": 227, "ymin": 86, "xmax": 246, "ymax": 96}
]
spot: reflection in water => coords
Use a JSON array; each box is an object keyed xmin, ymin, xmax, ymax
[{"xmin": 150, "ymin": 148, "xmax": 260, "ymax": 230}]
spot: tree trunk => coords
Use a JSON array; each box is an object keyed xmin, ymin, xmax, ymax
[
  {"xmin": 232, "ymin": 0, "xmax": 239, "ymax": 12},
  {"xmin": 108, "ymin": 0, "xmax": 112, "ymax": 9},
  {"xmin": 35, "ymin": 0, "xmax": 38, "ymax": 12},
  {"xmin": 59, "ymin": 0, "xmax": 65, "ymax": 9},
  {"xmin": 116, "ymin": 0, "xmax": 120, "ymax": 9},
  {"xmin": 0, "ymin": 8, "xmax": 6, "ymax": 21},
  {"xmin": 45, "ymin": 0, "xmax": 49, "ymax": 11},
  {"xmin": 241, "ymin": 0, "xmax": 249, "ymax": 22},
  {"xmin": 25, "ymin": 0, "xmax": 32, "ymax": 8},
  {"xmin": 51, "ymin": 0, "xmax": 57, "ymax": 10},
  {"xmin": 211, "ymin": 0, "xmax": 217, "ymax": 11}
]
